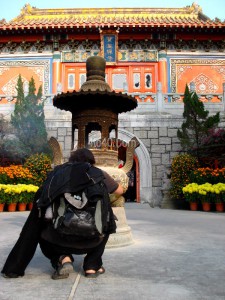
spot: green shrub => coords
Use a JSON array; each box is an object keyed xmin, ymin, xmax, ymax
[
  {"xmin": 24, "ymin": 153, "xmax": 52, "ymax": 186},
  {"xmin": 170, "ymin": 154, "xmax": 199, "ymax": 203}
]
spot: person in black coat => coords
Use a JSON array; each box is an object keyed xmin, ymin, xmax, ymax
[{"xmin": 1, "ymin": 148, "xmax": 123, "ymax": 279}]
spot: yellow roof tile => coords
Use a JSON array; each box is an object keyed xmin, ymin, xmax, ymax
[{"xmin": 1, "ymin": 3, "xmax": 224, "ymax": 29}]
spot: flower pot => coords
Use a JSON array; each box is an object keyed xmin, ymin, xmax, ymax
[
  {"xmin": 7, "ymin": 203, "xmax": 17, "ymax": 212},
  {"xmin": 17, "ymin": 203, "xmax": 27, "ymax": 211},
  {"xmin": 190, "ymin": 202, "xmax": 198, "ymax": 211},
  {"xmin": 215, "ymin": 202, "xmax": 224, "ymax": 212},
  {"xmin": 202, "ymin": 202, "xmax": 211, "ymax": 212},
  {"xmin": 0, "ymin": 203, "xmax": 5, "ymax": 212}
]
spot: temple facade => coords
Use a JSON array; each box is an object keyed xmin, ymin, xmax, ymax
[{"xmin": 0, "ymin": 3, "xmax": 225, "ymax": 206}]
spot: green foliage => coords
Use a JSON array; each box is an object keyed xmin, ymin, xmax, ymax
[
  {"xmin": 177, "ymin": 84, "xmax": 220, "ymax": 158},
  {"xmin": 170, "ymin": 153, "xmax": 199, "ymax": 201},
  {"xmin": 10, "ymin": 75, "xmax": 52, "ymax": 160},
  {"xmin": 24, "ymin": 153, "xmax": 52, "ymax": 185},
  {"xmin": 197, "ymin": 128, "xmax": 225, "ymax": 160},
  {"xmin": 3, "ymin": 139, "xmax": 28, "ymax": 162},
  {"xmin": 0, "ymin": 115, "xmax": 14, "ymax": 162}
]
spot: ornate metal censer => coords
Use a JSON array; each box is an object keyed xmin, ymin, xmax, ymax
[{"xmin": 53, "ymin": 56, "xmax": 138, "ymax": 247}]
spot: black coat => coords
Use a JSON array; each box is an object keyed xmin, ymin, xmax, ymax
[
  {"xmin": 1, "ymin": 163, "xmax": 116, "ymax": 276},
  {"xmin": 37, "ymin": 162, "xmax": 102, "ymax": 208}
]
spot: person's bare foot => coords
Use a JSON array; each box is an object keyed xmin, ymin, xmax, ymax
[
  {"xmin": 61, "ymin": 256, "xmax": 72, "ymax": 264},
  {"xmin": 85, "ymin": 267, "xmax": 105, "ymax": 277}
]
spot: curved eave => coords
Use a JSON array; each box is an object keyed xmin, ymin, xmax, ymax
[{"xmin": 53, "ymin": 90, "xmax": 137, "ymax": 114}]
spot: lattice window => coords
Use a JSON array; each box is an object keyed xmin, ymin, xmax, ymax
[
  {"xmin": 79, "ymin": 74, "xmax": 86, "ymax": 88},
  {"xmin": 145, "ymin": 73, "xmax": 152, "ymax": 89},
  {"xmin": 112, "ymin": 74, "xmax": 127, "ymax": 90},
  {"xmin": 133, "ymin": 73, "xmax": 140, "ymax": 89},
  {"xmin": 68, "ymin": 74, "xmax": 75, "ymax": 90}
]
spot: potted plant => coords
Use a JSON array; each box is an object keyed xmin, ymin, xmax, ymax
[
  {"xmin": 24, "ymin": 191, "xmax": 37, "ymax": 211},
  {"xmin": 0, "ymin": 184, "xmax": 17, "ymax": 212},
  {"xmin": 210, "ymin": 183, "xmax": 225, "ymax": 212},
  {"xmin": 200, "ymin": 195, "xmax": 211, "ymax": 212},
  {"xmin": 0, "ymin": 183, "xmax": 39, "ymax": 212},
  {"xmin": 6, "ymin": 194, "xmax": 17, "ymax": 212},
  {"xmin": 197, "ymin": 182, "xmax": 212, "ymax": 212},
  {"xmin": 182, "ymin": 183, "xmax": 200, "ymax": 211},
  {"xmin": 17, "ymin": 193, "xmax": 27, "ymax": 211},
  {"xmin": 171, "ymin": 154, "xmax": 199, "ymax": 209},
  {"xmin": 0, "ymin": 188, "xmax": 6, "ymax": 212},
  {"xmin": 16, "ymin": 184, "xmax": 39, "ymax": 211}
]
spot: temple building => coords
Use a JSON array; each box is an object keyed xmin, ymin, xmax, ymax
[{"xmin": 0, "ymin": 3, "xmax": 225, "ymax": 206}]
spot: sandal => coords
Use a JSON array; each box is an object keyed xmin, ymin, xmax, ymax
[
  {"xmin": 85, "ymin": 267, "xmax": 105, "ymax": 278},
  {"xmin": 2, "ymin": 273, "xmax": 22, "ymax": 279},
  {"xmin": 52, "ymin": 270, "xmax": 69, "ymax": 280},
  {"xmin": 52, "ymin": 256, "xmax": 74, "ymax": 280}
]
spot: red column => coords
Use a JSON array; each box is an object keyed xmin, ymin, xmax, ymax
[
  {"xmin": 158, "ymin": 50, "xmax": 168, "ymax": 93},
  {"xmin": 52, "ymin": 52, "xmax": 62, "ymax": 94}
]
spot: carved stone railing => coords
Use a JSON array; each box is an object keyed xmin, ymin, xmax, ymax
[{"xmin": 0, "ymin": 82, "xmax": 224, "ymax": 116}]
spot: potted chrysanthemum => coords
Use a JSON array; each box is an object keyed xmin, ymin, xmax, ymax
[{"xmin": 182, "ymin": 183, "xmax": 200, "ymax": 211}]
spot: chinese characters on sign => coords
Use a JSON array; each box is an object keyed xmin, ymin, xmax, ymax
[{"xmin": 103, "ymin": 35, "xmax": 116, "ymax": 63}]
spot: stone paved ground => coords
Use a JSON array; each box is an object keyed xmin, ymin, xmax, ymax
[{"xmin": 1, "ymin": 203, "xmax": 225, "ymax": 300}]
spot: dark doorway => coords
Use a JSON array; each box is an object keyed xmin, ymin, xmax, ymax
[
  {"xmin": 118, "ymin": 142, "xmax": 137, "ymax": 202},
  {"xmin": 124, "ymin": 161, "xmax": 137, "ymax": 202}
]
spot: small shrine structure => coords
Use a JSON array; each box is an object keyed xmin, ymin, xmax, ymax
[{"xmin": 53, "ymin": 55, "xmax": 138, "ymax": 247}]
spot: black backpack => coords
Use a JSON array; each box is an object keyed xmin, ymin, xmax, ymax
[
  {"xmin": 50, "ymin": 180, "xmax": 106, "ymax": 238},
  {"xmin": 38, "ymin": 162, "xmax": 115, "ymax": 244}
]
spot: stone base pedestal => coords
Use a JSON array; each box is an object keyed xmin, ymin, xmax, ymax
[{"xmin": 106, "ymin": 207, "xmax": 134, "ymax": 248}]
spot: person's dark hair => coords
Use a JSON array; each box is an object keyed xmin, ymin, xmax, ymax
[{"xmin": 69, "ymin": 148, "xmax": 96, "ymax": 165}]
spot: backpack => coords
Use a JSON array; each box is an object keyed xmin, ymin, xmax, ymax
[
  {"xmin": 38, "ymin": 162, "xmax": 115, "ymax": 245},
  {"xmin": 48, "ymin": 180, "xmax": 106, "ymax": 239}
]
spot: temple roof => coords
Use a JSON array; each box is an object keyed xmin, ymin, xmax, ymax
[{"xmin": 0, "ymin": 2, "xmax": 224, "ymax": 30}]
